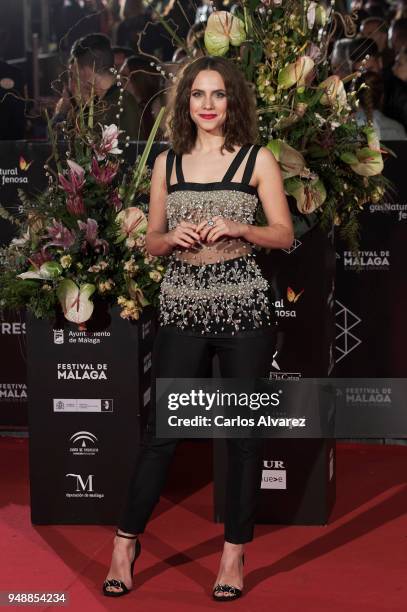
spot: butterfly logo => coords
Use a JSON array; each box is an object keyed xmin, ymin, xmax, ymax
[
  {"xmin": 19, "ymin": 156, "xmax": 33, "ymax": 171},
  {"xmin": 287, "ymin": 286, "xmax": 304, "ymax": 303}
]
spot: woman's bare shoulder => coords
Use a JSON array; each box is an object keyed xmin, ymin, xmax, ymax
[
  {"xmin": 254, "ymin": 145, "xmax": 280, "ymax": 171},
  {"xmin": 255, "ymin": 145, "xmax": 277, "ymax": 163},
  {"xmin": 154, "ymin": 148, "xmax": 172, "ymax": 166},
  {"xmin": 151, "ymin": 148, "xmax": 173, "ymax": 181}
]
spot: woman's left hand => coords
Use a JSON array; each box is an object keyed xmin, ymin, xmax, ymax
[{"xmin": 197, "ymin": 217, "xmax": 247, "ymax": 243}]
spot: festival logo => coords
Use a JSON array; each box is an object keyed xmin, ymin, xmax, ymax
[
  {"xmin": 341, "ymin": 250, "xmax": 390, "ymax": 271},
  {"xmin": 0, "ymin": 383, "xmax": 27, "ymax": 401},
  {"xmin": 56, "ymin": 362, "xmax": 108, "ymax": 380},
  {"xmin": 344, "ymin": 386, "xmax": 392, "ymax": 405},
  {"xmin": 53, "ymin": 398, "xmax": 113, "ymax": 412},
  {"xmin": 261, "ymin": 459, "xmax": 287, "ymax": 490},
  {"xmin": 69, "ymin": 431, "xmax": 99, "ymax": 456}
]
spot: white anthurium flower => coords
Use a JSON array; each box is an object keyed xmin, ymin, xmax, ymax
[
  {"xmin": 278, "ymin": 56, "xmax": 314, "ymax": 89},
  {"xmin": 340, "ymin": 126, "xmax": 384, "ymax": 177},
  {"xmin": 267, "ymin": 140, "xmax": 306, "ymax": 178},
  {"xmin": 343, "ymin": 149, "xmax": 384, "ymax": 176},
  {"xmin": 204, "ymin": 11, "xmax": 246, "ymax": 56},
  {"xmin": 319, "ymin": 75, "xmax": 347, "ymax": 110},
  {"xmin": 18, "ymin": 261, "xmax": 63, "ymax": 280},
  {"xmin": 285, "ymin": 176, "xmax": 327, "ymax": 214},
  {"xmin": 56, "ymin": 279, "xmax": 96, "ymax": 324},
  {"xmin": 115, "ymin": 207, "xmax": 148, "ymax": 246}
]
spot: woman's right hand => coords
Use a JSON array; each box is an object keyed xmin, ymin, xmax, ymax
[{"xmin": 165, "ymin": 221, "xmax": 201, "ymax": 249}]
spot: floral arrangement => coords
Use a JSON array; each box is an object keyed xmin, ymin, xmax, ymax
[
  {"xmin": 0, "ymin": 100, "xmax": 165, "ymax": 325},
  {"xmin": 158, "ymin": 0, "xmax": 392, "ymax": 246}
]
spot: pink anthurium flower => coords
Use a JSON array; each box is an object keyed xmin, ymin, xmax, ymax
[
  {"xmin": 56, "ymin": 279, "xmax": 96, "ymax": 324},
  {"xmin": 115, "ymin": 207, "xmax": 147, "ymax": 247}
]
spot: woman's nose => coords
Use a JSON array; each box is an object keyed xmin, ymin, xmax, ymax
[{"xmin": 203, "ymin": 96, "xmax": 214, "ymax": 108}]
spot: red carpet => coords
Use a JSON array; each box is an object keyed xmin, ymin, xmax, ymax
[{"xmin": 1, "ymin": 437, "xmax": 407, "ymax": 611}]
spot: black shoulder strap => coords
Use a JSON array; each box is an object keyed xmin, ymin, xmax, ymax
[
  {"xmin": 222, "ymin": 144, "xmax": 252, "ymax": 183},
  {"xmin": 242, "ymin": 144, "xmax": 262, "ymax": 185},
  {"xmin": 175, "ymin": 153, "xmax": 185, "ymax": 183},
  {"xmin": 165, "ymin": 148, "xmax": 176, "ymax": 189}
]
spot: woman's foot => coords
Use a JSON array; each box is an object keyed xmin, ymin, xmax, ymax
[
  {"xmin": 103, "ymin": 530, "xmax": 139, "ymax": 595},
  {"xmin": 213, "ymin": 542, "xmax": 244, "ymax": 600}
]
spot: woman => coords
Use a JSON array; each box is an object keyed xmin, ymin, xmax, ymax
[{"xmin": 103, "ymin": 55, "xmax": 294, "ymax": 601}]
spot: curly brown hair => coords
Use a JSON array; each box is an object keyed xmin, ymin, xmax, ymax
[{"xmin": 166, "ymin": 56, "xmax": 258, "ymax": 155}]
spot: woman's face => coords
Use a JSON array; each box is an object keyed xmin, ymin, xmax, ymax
[{"xmin": 189, "ymin": 69, "xmax": 228, "ymax": 136}]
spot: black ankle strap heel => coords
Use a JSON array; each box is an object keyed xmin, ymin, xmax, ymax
[
  {"xmin": 102, "ymin": 530, "xmax": 141, "ymax": 597},
  {"xmin": 212, "ymin": 553, "xmax": 245, "ymax": 602}
]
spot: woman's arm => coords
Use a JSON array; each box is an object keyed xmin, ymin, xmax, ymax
[
  {"xmin": 198, "ymin": 147, "xmax": 294, "ymax": 250},
  {"xmin": 146, "ymin": 151, "xmax": 201, "ymax": 256},
  {"xmin": 241, "ymin": 146, "xmax": 294, "ymax": 250}
]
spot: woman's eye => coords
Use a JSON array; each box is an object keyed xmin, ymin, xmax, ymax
[{"xmin": 191, "ymin": 92, "xmax": 226, "ymax": 98}]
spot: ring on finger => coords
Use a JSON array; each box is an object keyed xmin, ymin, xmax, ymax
[{"xmin": 207, "ymin": 218, "xmax": 215, "ymax": 227}]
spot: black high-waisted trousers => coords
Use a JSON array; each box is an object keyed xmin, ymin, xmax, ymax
[{"xmin": 118, "ymin": 325, "xmax": 275, "ymax": 544}]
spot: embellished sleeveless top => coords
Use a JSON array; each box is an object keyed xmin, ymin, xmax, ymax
[{"xmin": 158, "ymin": 144, "xmax": 274, "ymax": 335}]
